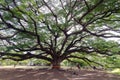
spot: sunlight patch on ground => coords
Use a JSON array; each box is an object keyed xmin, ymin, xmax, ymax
[
  {"xmin": 111, "ymin": 68, "xmax": 120, "ymax": 75},
  {"xmin": 0, "ymin": 66, "xmax": 49, "ymax": 69}
]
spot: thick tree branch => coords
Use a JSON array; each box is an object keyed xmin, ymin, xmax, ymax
[
  {"xmin": 0, "ymin": 52, "xmax": 52, "ymax": 62},
  {"xmin": 67, "ymin": 55, "xmax": 103, "ymax": 67},
  {"xmin": 78, "ymin": 0, "xmax": 104, "ymax": 22}
]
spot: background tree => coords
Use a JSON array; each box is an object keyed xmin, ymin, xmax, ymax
[{"xmin": 0, "ymin": 0, "xmax": 120, "ymax": 69}]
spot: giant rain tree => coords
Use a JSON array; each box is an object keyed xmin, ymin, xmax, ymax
[{"xmin": 0, "ymin": 0, "xmax": 120, "ymax": 69}]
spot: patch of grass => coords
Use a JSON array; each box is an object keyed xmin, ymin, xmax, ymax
[{"xmin": 110, "ymin": 68, "xmax": 120, "ymax": 75}]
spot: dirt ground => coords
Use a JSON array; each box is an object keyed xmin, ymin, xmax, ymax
[{"xmin": 0, "ymin": 68, "xmax": 120, "ymax": 80}]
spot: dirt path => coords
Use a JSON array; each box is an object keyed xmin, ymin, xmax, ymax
[{"xmin": 0, "ymin": 68, "xmax": 120, "ymax": 80}]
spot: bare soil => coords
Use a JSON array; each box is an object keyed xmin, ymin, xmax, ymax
[{"xmin": 0, "ymin": 68, "xmax": 120, "ymax": 80}]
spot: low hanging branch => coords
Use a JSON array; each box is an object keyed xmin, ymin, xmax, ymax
[
  {"xmin": 67, "ymin": 55, "xmax": 104, "ymax": 67},
  {"xmin": 0, "ymin": 52, "xmax": 52, "ymax": 62}
]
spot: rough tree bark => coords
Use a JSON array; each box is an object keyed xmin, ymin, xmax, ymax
[
  {"xmin": 51, "ymin": 58, "xmax": 62, "ymax": 69},
  {"xmin": 51, "ymin": 62, "xmax": 61, "ymax": 69}
]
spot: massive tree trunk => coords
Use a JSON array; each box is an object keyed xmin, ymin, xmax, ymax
[
  {"xmin": 51, "ymin": 59, "xmax": 62, "ymax": 69},
  {"xmin": 51, "ymin": 62, "xmax": 60, "ymax": 69}
]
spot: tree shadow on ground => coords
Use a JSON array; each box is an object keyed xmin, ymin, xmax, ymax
[{"xmin": 0, "ymin": 68, "xmax": 120, "ymax": 80}]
